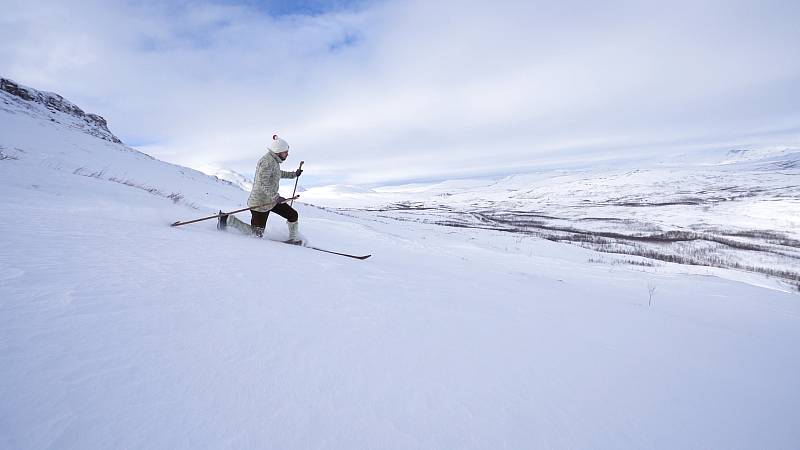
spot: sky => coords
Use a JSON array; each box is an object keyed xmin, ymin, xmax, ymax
[{"xmin": 1, "ymin": 0, "xmax": 799, "ymax": 185}]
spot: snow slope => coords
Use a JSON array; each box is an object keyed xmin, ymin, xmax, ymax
[{"xmin": 2, "ymin": 80, "xmax": 800, "ymax": 449}]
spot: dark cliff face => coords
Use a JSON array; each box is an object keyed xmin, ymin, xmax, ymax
[
  {"xmin": 0, "ymin": 78, "xmax": 122, "ymax": 144},
  {"xmin": 0, "ymin": 78, "xmax": 37, "ymax": 101}
]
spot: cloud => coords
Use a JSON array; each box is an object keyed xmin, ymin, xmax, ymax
[{"xmin": 2, "ymin": 0, "xmax": 799, "ymax": 185}]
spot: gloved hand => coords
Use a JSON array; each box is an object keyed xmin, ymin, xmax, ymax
[
  {"xmin": 295, "ymin": 168, "xmax": 303, "ymax": 177},
  {"xmin": 275, "ymin": 196, "xmax": 286, "ymax": 204}
]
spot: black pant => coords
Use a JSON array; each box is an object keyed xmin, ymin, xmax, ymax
[{"xmin": 251, "ymin": 202, "xmax": 298, "ymax": 229}]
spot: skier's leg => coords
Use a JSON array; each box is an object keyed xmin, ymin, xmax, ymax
[
  {"xmin": 270, "ymin": 203, "xmax": 298, "ymax": 222},
  {"xmin": 226, "ymin": 214, "xmax": 253, "ymax": 235},
  {"xmin": 250, "ymin": 210, "xmax": 269, "ymax": 238},
  {"xmin": 270, "ymin": 203, "xmax": 301, "ymax": 243}
]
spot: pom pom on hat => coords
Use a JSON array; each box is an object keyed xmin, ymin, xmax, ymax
[{"xmin": 270, "ymin": 134, "xmax": 290, "ymax": 153}]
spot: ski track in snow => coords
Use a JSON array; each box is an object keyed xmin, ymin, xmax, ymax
[{"xmin": 2, "ymin": 85, "xmax": 800, "ymax": 449}]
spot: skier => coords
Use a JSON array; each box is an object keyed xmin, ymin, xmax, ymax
[{"xmin": 217, "ymin": 135, "xmax": 304, "ymax": 243}]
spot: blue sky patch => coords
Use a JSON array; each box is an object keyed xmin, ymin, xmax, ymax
[{"xmin": 218, "ymin": 0, "xmax": 369, "ymax": 17}]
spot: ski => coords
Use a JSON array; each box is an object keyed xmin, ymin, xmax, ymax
[
  {"xmin": 276, "ymin": 240, "xmax": 371, "ymax": 260},
  {"xmin": 305, "ymin": 246, "xmax": 371, "ymax": 260}
]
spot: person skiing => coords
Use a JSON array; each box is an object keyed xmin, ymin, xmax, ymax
[{"xmin": 217, "ymin": 135, "xmax": 304, "ymax": 243}]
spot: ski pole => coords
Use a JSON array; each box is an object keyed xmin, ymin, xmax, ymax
[
  {"xmin": 170, "ymin": 196, "xmax": 299, "ymax": 227},
  {"xmin": 290, "ymin": 160, "xmax": 304, "ymax": 207}
]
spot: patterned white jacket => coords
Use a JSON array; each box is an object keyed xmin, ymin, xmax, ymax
[{"xmin": 247, "ymin": 151, "xmax": 297, "ymax": 212}]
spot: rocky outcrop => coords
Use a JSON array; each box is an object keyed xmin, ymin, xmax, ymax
[{"xmin": 1, "ymin": 78, "xmax": 122, "ymax": 144}]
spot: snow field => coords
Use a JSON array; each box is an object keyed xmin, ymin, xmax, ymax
[
  {"xmin": 2, "ymin": 163, "xmax": 800, "ymax": 449},
  {"xmin": 2, "ymin": 83, "xmax": 800, "ymax": 449}
]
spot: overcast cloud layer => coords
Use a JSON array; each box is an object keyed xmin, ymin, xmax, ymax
[{"xmin": 2, "ymin": 0, "xmax": 799, "ymax": 185}]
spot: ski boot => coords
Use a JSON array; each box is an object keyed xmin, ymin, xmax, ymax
[
  {"xmin": 217, "ymin": 210, "xmax": 228, "ymax": 231},
  {"xmin": 285, "ymin": 221, "xmax": 303, "ymax": 245}
]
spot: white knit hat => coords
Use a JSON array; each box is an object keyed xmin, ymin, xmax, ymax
[{"xmin": 270, "ymin": 134, "xmax": 290, "ymax": 153}]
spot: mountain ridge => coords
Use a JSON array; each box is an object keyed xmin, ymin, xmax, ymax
[
  {"xmin": 1, "ymin": 77, "xmax": 122, "ymax": 144},
  {"xmin": 0, "ymin": 77, "xmax": 246, "ymax": 215}
]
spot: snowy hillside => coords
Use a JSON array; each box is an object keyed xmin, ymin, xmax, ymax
[
  {"xmin": 2, "ymin": 80, "xmax": 800, "ymax": 449},
  {"xmin": 0, "ymin": 78, "xmax": 247, "ymax": 210}
]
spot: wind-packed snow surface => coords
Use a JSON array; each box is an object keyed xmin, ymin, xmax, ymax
[{"xmin": 2, "ymin": 81, "xmax": 800, "ymax": 449}]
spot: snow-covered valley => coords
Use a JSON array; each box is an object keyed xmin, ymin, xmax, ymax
[
  {"xmin": 2, "ymin": 79, "xmax": 799, "ymax": 449},
  {"xmin": 303, "ymin": 148, "xmax": 800, "ymax": 292}
]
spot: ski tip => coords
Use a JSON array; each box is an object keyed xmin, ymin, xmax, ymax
[{"xmin": 170, "ymin": 221, "xmax": 180, "ymax": 227}]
